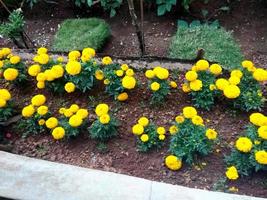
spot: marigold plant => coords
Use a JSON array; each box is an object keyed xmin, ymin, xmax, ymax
[
  {"xmin": 88, "ymin": 103, "xmax": 118, "ymax": 141},
  {"xmin": 169, "ymin": 106, "xmax": 218, "ymax": 165},
  {"xmin": 225, "ymin": 112, "xmax": 267, "ymax": 179},
  {"xmin": 132, "ymin": 116, "xmax": 165, "ymax": 152},
  {"xmin": 0, "ymin": 89, "xmax": 14, "ymax": 122}
]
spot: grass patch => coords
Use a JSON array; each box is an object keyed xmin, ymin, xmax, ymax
[
  {"xmin": 169, "ymin": 24, "xmax": 244, "ymax": 69},
  {"xmin": 52, "ymin": 18, "xmax": 111, "ymax": 52}
]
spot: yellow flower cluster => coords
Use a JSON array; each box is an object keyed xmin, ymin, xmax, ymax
[
  {"xmin": 0, "ymin": 89, "xmax": 11, "ymax": 108},
  {"xmin": 165, "ymin": 155, "xmax": 182, "ymax": 170},
  {"xmin": 22, "ymin": 94, "xmax": 47, "ymax": 118},
  {"xmin": 95, "ymin": 103, "xmax": 110, "ymax": 124},
  {"xmin": 241, "ymin": 60, "xmax": 267, "ymax": 81}
]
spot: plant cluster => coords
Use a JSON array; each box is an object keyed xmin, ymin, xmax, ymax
[
  {"xmin": 225, "ymin": 113, "xmax": 267, "ymax": 180},
  {"xmin": 182, "ymin": 59, "xmax": 266, "ymax": 111},
  {"xmin": 88, "ymin": 103, "xmax": 118, "ymax": 142},
  {"xmin": 132, "ymin": 116, "xmax": 166, "ymax": 152},
  {"xmin": 167, "ymin": 106, "xmax": 218, "ymax": 168},
  {"xmin": 0, "ymin": 48, "xmax": 27, "ymax": 84},
  {"xmin": 145, "ymin": 66, "xmax": 177, "ymax": 105},
  {"xmin": 0, "ymin": 88, "xmax": 14, "ymax": 122}
]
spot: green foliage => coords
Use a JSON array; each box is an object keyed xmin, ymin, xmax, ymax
[
  {"xmin": 169, "ymin": 22, "xmax": 244, "ymax": 70},
  {"xmin": 88, "ymin": 117, "xmax": 118, "ymax": 142},
  {"xmin": 52, "ymin": 18, "xmax": 111, "ymax": 52},
  {"xmin": 0, "ymin": 102, "xmax": 14, "ymax": 122},
  {"xmin": 58, "ymin": 117, "xmax": 80, "ymax": 138},
  {"xmin": 149, "ymin": 79, "xmax": 170, "ymax": 105},
  {"xmin": 0, "ymin": 10, "xmax": 24, "ymax": 39},
  {"xmin": 169, "ymin": 119, "xmax": 216, "ymax": 165},
  {"xmin": 232, "ymin": 69, "xmax": 265, "ymax": 111},
  {"xmin": 190, "ymin": 71, "xmax": 218, "ymax": 110},
  {"xmin": 225, "ymin": 124, "xmax": 267, "ymax": 177},
  {"xmin": 136, "ymin": 124, "xmax": 164, "ymax": 152}
]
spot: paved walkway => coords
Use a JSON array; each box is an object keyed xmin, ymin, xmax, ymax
[{"xmin": 0, "ymin": 151, "xmax": 265, "ymax": 200}]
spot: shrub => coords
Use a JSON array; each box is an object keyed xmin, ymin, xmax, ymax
[
  {"xmin": 169, "ymin": 22, "xmax": 244, "ymax": 70},
  {"xmin": 169, "ymin": 106, "xmax": 218, "ymax": 165},
  {"xmin": 225, "ymin": 113, "xmax": 267, "ymax": 179},
  {"xmin": 0, "ymin": 89, "xmax": 14, "ymax": 122},
  {"xmin": 88, "ymin": 103, "xmax": 118, "ymax": 141},
  {"xmin": 132, "ymin": 116, "xmax": 166, "ymax": 152},
  {"xmin": 52, "ymin": 18, "xmax": 111, "ymax": 52}
]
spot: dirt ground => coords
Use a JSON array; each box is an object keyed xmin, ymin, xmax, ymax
[{"xmin": 1, "ymin": 0, "xmax": 267, "ymax": 198}]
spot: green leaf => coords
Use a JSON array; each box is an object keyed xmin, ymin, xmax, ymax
[
  {"xmin": 157, "ymin": 4, "xmax": 167, "ymax": 16},
  {"xmin": 177, "ymin": 20, "xmax": 188, "ymax": 28},
  {"xmin": 190, "ymin": 20, "xmax": 201, "ymax": 27}
]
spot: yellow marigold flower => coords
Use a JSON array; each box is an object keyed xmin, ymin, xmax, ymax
[
  {"xmin": 157, "ymin": 127, "xmax": 166, "ymax": 135},
  {"xmin": 196, "ymin": 59, "xmax": 209, "ymax": 71},
  {"xmin": 183, "ymin": 106, "xmax": 197, "ymax": 118},
  {"xmin": 64, "ymin": 109, "xmax": 73, "ymax": 117},
  {"xmin": 28, "ymin": 64, "xmax": 41, "ymax": 77},
  {"xmin": 66, "ymin": 61, "xmax": 82, "ymax": 75},
  {"xmin": 228, "ymin": 76, "xmax": 240, "ymax": 85},
  {"xmin": 185, "ymin": 70, "xmax": 198, "ymax": 81},
  {"xmin": 192, "ymin": 115, "xmax": 204, "ymax": 126},
  {"xmin": 102, "ymin": 56, "xmax": 112, "ymax": 65},
  {"xmin": 255, "ymin": 150, "xmax": 267, "ymax": 165},
  {"xmin": 116, "ymin": 70, "xmax": 124, "ymax": 77},
  {"xmin": 37, "ymin": 53, "xmax": 50, "ymax": 65},
  {"xmin": 249, "ymin": 113, "xmax": 267, "ymax": 126},
  {"xmin": 104, "ymin": 79, "xmax": 110, "ymax": 85},
  {"xmin": 140, "ymin": 134, "xmax": 149, "ymax": 142},
  {"xmin": 209, "ymin": 84, "xmax": 216, "ymax": 91},
  {"xmin": 209, "ymin": 64, "xmax": 222, "ymax": 75},
  {"xmin": 51, "ymin": 65, "xmax": 64, "ymax": 78},
  {"xmin": 126, "ymin": 69, "xmax": 134, "ymax": 76},
  {"xmin": 242, "ymin": 60, "xmax": 253, "ymax": 69},
  {"xmin": 175, "ymin": 115, "xmax": 185, "ymax": 123},
  {"xmin": 235, "ymin": 137, "xmax": 253, "ymax": 153},
  {"xmin": 22, "ymin": 105, "xmax": 35, "ymax": 118},
  {"xmin": 37, "ymin": 81, "xmax": 45, "ymax": 89},
  {"xmin": 95, "ymin": 70, "xmax": 104, "ymax": 80},
  {"xmin": 3, "ymin": 68, "xmax": 19, "ymax": 81},
  {"xmin": 182, "ymin": 83, "xmax": 191, "ymax": 93},
  {"xmin": 122, "ymin": 76, "xmax": 136, "ymax": 89},
  {"xmin": 59, "ymin": 108, "xmax": 66, "ymax": 115},
  {"xmin": 10, "ymin": 55, "xmax": 21, "ymax": 64},
  {"xmin": 0, "ymin": 99, "xmax": 6, "ymax": 108},
  {"xmin": 189, "ymin": 79, "xmax": 202, "ymax": 91},
  {"xmin": 231, "ymin": 70, "xmax": 243, "ymax": 78},
  {"xmin": 31, "ymin": 94, "xmax": 46, "ymax": 106},
  {"xmin": 254, "ymin": 140, "xmax": 261, "ymax": 145},
  {"xmin": 45, "ymin": 117, "xmax": 58, "ymax": 129},
  {"xmin": 169, "ymin": 125, "xmax": 178, "ymax": 135},
  {"xmin": 258, "ymin": 126, "xmax": 267, "ymax": 140},
  {"xmin": 225, "ymin": 166, "xmax": 239, "ymax": 180},
  {"xmin": 158, "ymin": 134, "xmax": 165, "ymax": 140},
  {"xmin": 223, "ymin": 85, "xmax": 240, "ymax": 99},
  {"xmin": 37, "ymin": 105, "xmax": 48, "ymax": 116},
  {"xmin": 117, "ymin": 92, "xmax": 128, "ymax": 101},
  {"xmin": 76, "ymin": 109, "xmax": 88, "ymax": 119},
  {"xmin": 2, "ymin": 48, "xmax": 11, "ymax": 56},
  {"xmin": 170, "ymin": 81, "xmax": 177, "ymax": 88},
  {"xmin": 57, "ymin": 56, "xmax": 64, "ymax": 63},
  {"xmin": 69, "ymin": 104, "xmax": 79, "ymax": 113},
  {"xmin": 215, "ymin": 78, "xmax": 229, "ymax": 90},
  {"xmin": 0, "ymin": 60, "xmax": 4, "ymax": 68},
  {"xmin": 65, "ymin": 82, "xmax": 75, "ymax": 93},
  {"xmin": 69, "ymin": 115, "xmax": 83, "ymax": 127},
  {"xmin": 0, "ymin": 89, "xmax": 11, "ymax": 101},
  {"xmin": 68, "ymin": 50, "xmax": 81, "ymax": 61},
  {"xmin": 132, "ymin": 124, "xmax": 144, "ymax": 135},
  {"xmin": 44, "ymin": 69, "xmax": 55, "ymax": 81},
  {"xmin": 253, "ymin": 68, "xmax": 267, "ymax": 82},
  {"xmin": 121, "ymin": 64, "xmax": 129, "ymax": 71},
  {"xmin": 154, "ymin": 67, "xmax": 169, "ymax": 80},
  {"xmin": 38, "ymin": 119, "xmax": 45, "ymax": 126},
  {"xmin": 81, "ymin": 54, "xmax": 91, "ymax": 63},
  {"xmin": 165, "ymin": 155, "xmax": 182, "ymax": 171},
  {"xmin": 138, "ymin": 117, "xmax": 149, "ymax": 127},
  {"xmin": 37, "ymin": 47, "xmax": 48, "ymax": 55},
  {"xmin": 191, "ymin": 65, "xmax": 197, "ymax": 71},
  {"xmin": 52, "ymin": 127, "xmax": 65, "ymax": 140},
  {"xmin": 150, "ymin": 82, "xmax": 160, "ymax": 91},
  {"xmin": 95, "ymin": 103, "xmax": 109, "ymax": 117},
  {"xmin": 205, "ymin": 129, "xmax": 217, "ymax": 140},
  {"xmin": 145, "ymin": 69, "xmax": 155, "ymax": 79},
  {"xmin": 82, "ymin": 48, "xmax": 95, "ymax": 58},
  {"xmin": 99, "ymin": 114, "xmax": 110, "ymax": 124},
  {"xmin": 36, "ymin": 72, "xmax": 47, "ymax": 82}
]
